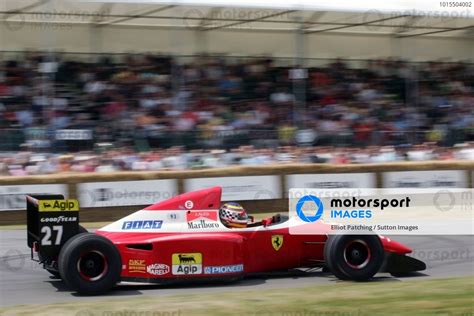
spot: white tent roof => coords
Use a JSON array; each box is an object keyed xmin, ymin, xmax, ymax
[{"xmin": 1, "ymin": 0, "xmax": 473, "ymax": 38}]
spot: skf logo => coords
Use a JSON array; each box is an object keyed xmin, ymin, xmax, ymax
[
  {"xmin": 38, "ymin": 199, "xmax": 79, "ymax": 212},
  {"xmin": 171, "ymin": 253, "xmax": 202, "ymax": 275},
  {"xmin": 128, "ymin": 259, "xmax": 146, "ymax": 273},
  {"xmin": 272, "ymin": 235, "xmax": 284, "ymax": 251}
]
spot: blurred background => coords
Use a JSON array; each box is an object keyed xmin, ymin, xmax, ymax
[{"xmin": 0, "ymin": 1, "xmax": 473, "ymax": 175}]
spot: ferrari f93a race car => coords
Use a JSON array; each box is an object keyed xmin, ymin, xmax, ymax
[{"xmin": 26, "ymin": 187, "xmax": 425, "ymax": 295}]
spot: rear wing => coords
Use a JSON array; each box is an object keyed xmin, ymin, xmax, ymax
[{"xmin": 26, "ymin": 195, "xmax": 80, "ymax": 259}]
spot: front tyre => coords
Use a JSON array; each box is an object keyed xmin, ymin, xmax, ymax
[
  {"xmin": 324, "ymin": 235, "xmax": 384, "ymax": 281},
  {"xmin": 58, "ymin": 233, "xmax": 121, "ymax": 295}
]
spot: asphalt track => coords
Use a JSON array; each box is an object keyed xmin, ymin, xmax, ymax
[{"xmin": 0, "ymin": 229, "xmax": 473, "ymax": 308}]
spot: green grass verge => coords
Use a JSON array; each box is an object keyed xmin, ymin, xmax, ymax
[{"xmin": 1, "ymin": 277, "xmax": 473, "ymax": 316}]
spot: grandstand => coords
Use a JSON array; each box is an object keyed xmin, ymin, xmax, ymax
[{"xmin": 0, "ymin": 1, "xmax": 472, "ymax": 175}]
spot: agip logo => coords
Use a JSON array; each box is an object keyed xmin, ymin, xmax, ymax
[
  {"xmin": 38, "ymin": 199, "xmax": 79, "ymax": 212},
  {"xmin": 296, "ymin": 195, "xmax": 324, "ymax": 222},
  {"xmin": 171, "ymin": 253, "xmax": 202, "ymax": 275}
]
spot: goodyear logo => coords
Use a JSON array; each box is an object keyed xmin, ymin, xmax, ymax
[
  {"xmin": 38, "ymin": 199, "xmax": 79, "ymax": 212},
  {"xmin": 40, "ymin": 216, "xmax": 77, "ymax": 223},
  {"xmin": 171, "ymin": 253, "xmax": 202, "ymax": 275}
]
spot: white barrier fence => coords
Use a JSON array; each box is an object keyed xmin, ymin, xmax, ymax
[
  {"xmin": 78, "ymin": 179, "xmax": 178, "ymax": 208},
  {"xmin": 0, "ymin": 184, "xmax": 68, "ymax": 211},
  {"xmin": 185, "ymin": 175, "xmax": 281, "ymax": 201},
  {"xmin": 0, "ymin": 169, "xmax": 471, "ymax": 211}
]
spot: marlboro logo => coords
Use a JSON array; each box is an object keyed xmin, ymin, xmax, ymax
[{"xmin": 187, "ymin": 211, "xmax": 220, "ymax": 229}]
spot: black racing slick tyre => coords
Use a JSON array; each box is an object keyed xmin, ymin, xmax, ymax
[
  {"xmin": 324, "ymin": 235, "xmax": 384, "ymax": 281},
  {"xmin": 323, "ymin": 236, "xmax": 348, "ymax": 280},
  {"xmin": 58, "ymin": 233, "xmax": 121, "ymax": 295},
  {"xmin": 41, "ymin": 225, "xmax": 89, "ymax": 279}
]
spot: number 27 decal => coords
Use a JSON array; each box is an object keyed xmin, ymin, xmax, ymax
[{"xmin": 40, "ymin": 226, "xmax": 63, "ymax": 246}]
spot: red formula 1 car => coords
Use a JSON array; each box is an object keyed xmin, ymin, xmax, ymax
[{"xmin": 26, "ymin": 187, "xmax": 425, "ymax": 295}]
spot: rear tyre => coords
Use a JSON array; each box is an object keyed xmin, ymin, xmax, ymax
[
  {"xmin": 324, "ymin": 235, "xmax": 384, "ymax": 281},
  {"xmin": 42, "ymin": 225, "xmax": 89, "ymax": 279},
  {"xmin": 58, "ymin": 233, "xmax": 121, "ymax": 295}
]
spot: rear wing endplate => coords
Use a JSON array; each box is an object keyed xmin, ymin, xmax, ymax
[{"xmin": 26, "ymin": 195, "xmax": 80, "ymax": 259}]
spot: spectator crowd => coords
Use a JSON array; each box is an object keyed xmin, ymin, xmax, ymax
[
  {"xmin": 0, "ymin": 52, "xmax": 472, "ymax": 175},
  {"xmin": 2, "ymin": 143, "xmax": 474, "ymax": 176}
]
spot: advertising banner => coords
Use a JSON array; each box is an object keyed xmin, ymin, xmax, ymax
[
  {"xmin": 383, "ymin": 170, "xmax": 467, "ymax": 188},
  {"xmin": 78, "ymin": 179, "xmax": 178, "ymax": 207},
  {"xmin": 185, "ymin": 176, "xmax": 281, "ymax": 201},
  {"xmin": 0, "ymin": 184, "xmax": 67, "ymax": 211}
]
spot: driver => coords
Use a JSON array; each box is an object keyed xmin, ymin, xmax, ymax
[
  {"xmin": 219, "ymin": 202, "xmax": 281, "ymax": 228},
  {"xmin": 219, "ymin": 202, "xmax": 249, "ymax": 228}
]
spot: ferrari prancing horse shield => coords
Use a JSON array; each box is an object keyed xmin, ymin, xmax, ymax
[{"xmin": 272, "ymin": 235, "xmax": 283, "ymax": 251}]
